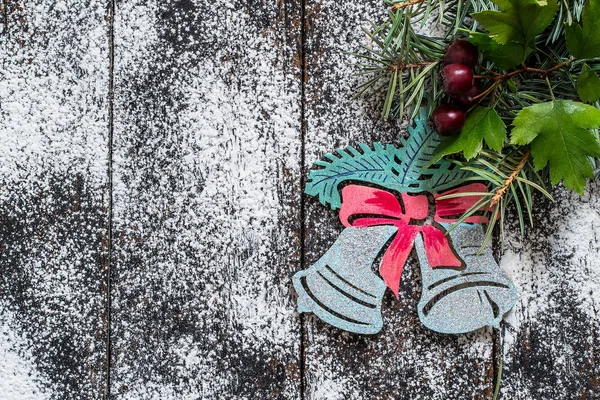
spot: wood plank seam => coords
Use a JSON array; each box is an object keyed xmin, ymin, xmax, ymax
[
  {"xmin": 493, "ymin": 322, "xmax": 501, "ymax": 399},
  {"xmin": 106, "ymin": 0, "xmax": 116, "ymax": 398},
  {"xmin": 300, "ymin": 0, "xmax": 308, "ymax": 399},
  {"xmin": 1, "ymin": 0, "xmax": 7, "ymax": 35}
]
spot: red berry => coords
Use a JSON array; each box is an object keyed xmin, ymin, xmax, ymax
[
  {"xmin": 441, "ymin": 64, "xmax": 474, "ymax": 96},
  {"xmin": 444, "ymin": 40, "xmax": 479, "ymax": 68},
  {"xmin": 432, "ymin": 104, "xmax": 466, "ymax": 136},
  {"xmin": 454, "ymin": 80, "xmax": 483, "ymax": 107}
]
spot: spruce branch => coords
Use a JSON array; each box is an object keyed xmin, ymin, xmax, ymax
[
  {"xmin": 490, "ymin": 149, "xmax": 531, "ymax": 206},
  {"xmin": 352, "ymin": 10, "xmax": 446, "ymax": 120}
]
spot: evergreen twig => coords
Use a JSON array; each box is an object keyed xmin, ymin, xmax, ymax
[{"xmin": 491, "ymin": 150, "xmax": 531, "ymax": 206}]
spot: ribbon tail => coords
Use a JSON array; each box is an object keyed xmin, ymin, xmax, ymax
[
  {"xmin": 421, "ymin": 226, "xmax": 462, "ymax": 268},
  {"xmin": 379, "ymin": 227, "xmax": 419, "ymax": 298}
]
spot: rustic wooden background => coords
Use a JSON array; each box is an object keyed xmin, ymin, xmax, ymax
[{"xmin": 1, "ymin": 0, "xmax": 598, "ymax": 399}]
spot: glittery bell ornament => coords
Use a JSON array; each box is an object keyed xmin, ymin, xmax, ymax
[
  {"xmin": 295, "ymin": 109, "xmax": 520, "ymax": 335},
  {"xmin": 292, "ymin": 226, "xmax": 397, "ymax": 335},
  {"xmin": 415, "ymin": 223, "xmax": 519, "ymax": 334}
]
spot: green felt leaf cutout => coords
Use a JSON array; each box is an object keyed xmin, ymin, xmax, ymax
[
  {"xmin": 305, "ymin": 143, "xmax": 403, "ymax": 209},
  {"xmin": 305, "ymin": 109, "xmax": 473, "ymax": 209}
]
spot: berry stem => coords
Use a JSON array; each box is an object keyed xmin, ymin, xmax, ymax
[
  {"xmin": 477, "ymin": 64, "xmax": 502, "ymax": 76},
  {"xmin": 474, "ymin": 60, "xmax": 571, "ymax": 82},
  {"xmin": 466, "ymin": 80, "xmax": 502, "ymax": 113},
  {"xmin": 467, "ymin": 60, "xmax": 571, "ymax": 111}
]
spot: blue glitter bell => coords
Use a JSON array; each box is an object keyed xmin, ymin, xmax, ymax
[
  {"xmin": 415, "ymin": 223, "xmax": 519, "ymax": 334},
  {"xmin": 292, "ymin": 226, "xmax": 397, "ymax": 335}
]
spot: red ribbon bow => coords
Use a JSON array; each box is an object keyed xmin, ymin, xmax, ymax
[{"xmin": 339, "ymin": 183, "xmax": 491, "ymax": 297}]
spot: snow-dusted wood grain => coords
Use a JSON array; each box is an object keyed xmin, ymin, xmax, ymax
[
  {"xmin": 0, "ymin": 0, "xmax": 110, "ymax": 399},
  {"xmin": 302, "ymin": 2, "xmax": 496, "ymax": 399},
  {"xmin": 110, "ymin": 0, "xmax": 303, "ymax": 398},
  {"xmin": 2, "ymin": 0, "xmax": 599, "ymax": 398},
  {"xmin": 500, "ymin": 182, "xmax": 600, "ymax": 399}
]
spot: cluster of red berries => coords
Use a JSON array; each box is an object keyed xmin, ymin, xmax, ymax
[{"xmin": 432, "ymin": 40, "xmax": 483, "ymax": 136}]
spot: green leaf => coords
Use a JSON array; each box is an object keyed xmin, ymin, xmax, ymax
[
  {"xmin": 472, "ymin": 0, "xmax": 559, "ymax": 47},
  {"xmin": 511, "ymin": 100, "xmax": 600, "ymax": 194},
  {"xmin": 577, "ymin": 66, "xmax": 600, "ymax": 103},
  {"xmin": 468, "ymin": 32, "xmax": 531, "ymax": 70},
  {"xmin": 432, "ymin": 107, "xmax": 507, "ymax": 162},
  {"xmin": 565, "ymin": 0, "xmax": 600, "ymax": 59}
]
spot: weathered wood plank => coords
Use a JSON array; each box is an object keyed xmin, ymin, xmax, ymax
[
  {"xmin": 302, "ymin": 2, "xmax": 496, "ymax": 398},
  {"xmin": 0, "ymin": 0, "xmax": 110, "ymax": 398},
  {"xmin": 111, "ymin": 0, "xmax": 303, "ymax": 398},
  {"xmin": 500, "ymin": 182, "xmax": 600, "ymax": 399}
]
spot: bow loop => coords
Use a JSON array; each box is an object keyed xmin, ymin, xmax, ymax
[{"xmin": 339, "ymin": 185, "xmax": 407, "ymax": 226}]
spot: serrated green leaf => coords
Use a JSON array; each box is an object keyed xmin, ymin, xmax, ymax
[
  {"xmin": 510, "ymin": 100, "xmax": 600, "ymax": 194},
  {"xmin": 468, "ymin": 33, "xmax": 531, "ymax": 70},
  {"xmin": 565, "ymin": 0, "xmax": 600, "ymax": 59},
  {"xmin": 432, "ymin": 107, "xmax": 507, "ymax": 162},
  {"xmin": 472, "ymin": 0, "xmax": 559, "ymax": 47},
  {"xmin": 577, "ymin": 66, "xmax": 600, "ymax": 103}
]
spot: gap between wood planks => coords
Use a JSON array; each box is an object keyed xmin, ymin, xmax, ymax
[
  {"xmin": 105, "ymin": 0, "xmax": 116, "ymax": 398},
  {"xmin": 1, "ymin": 0, "xmax": 7, "ymax": 34},
  {"xmin": 299, "ymin": 0, "xmax": 308, "ymax": 399}
]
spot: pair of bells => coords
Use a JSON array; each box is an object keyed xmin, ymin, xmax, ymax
[{"xmin": 292, "ymin": 224, "xmax": 518, "ymax": 335}]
